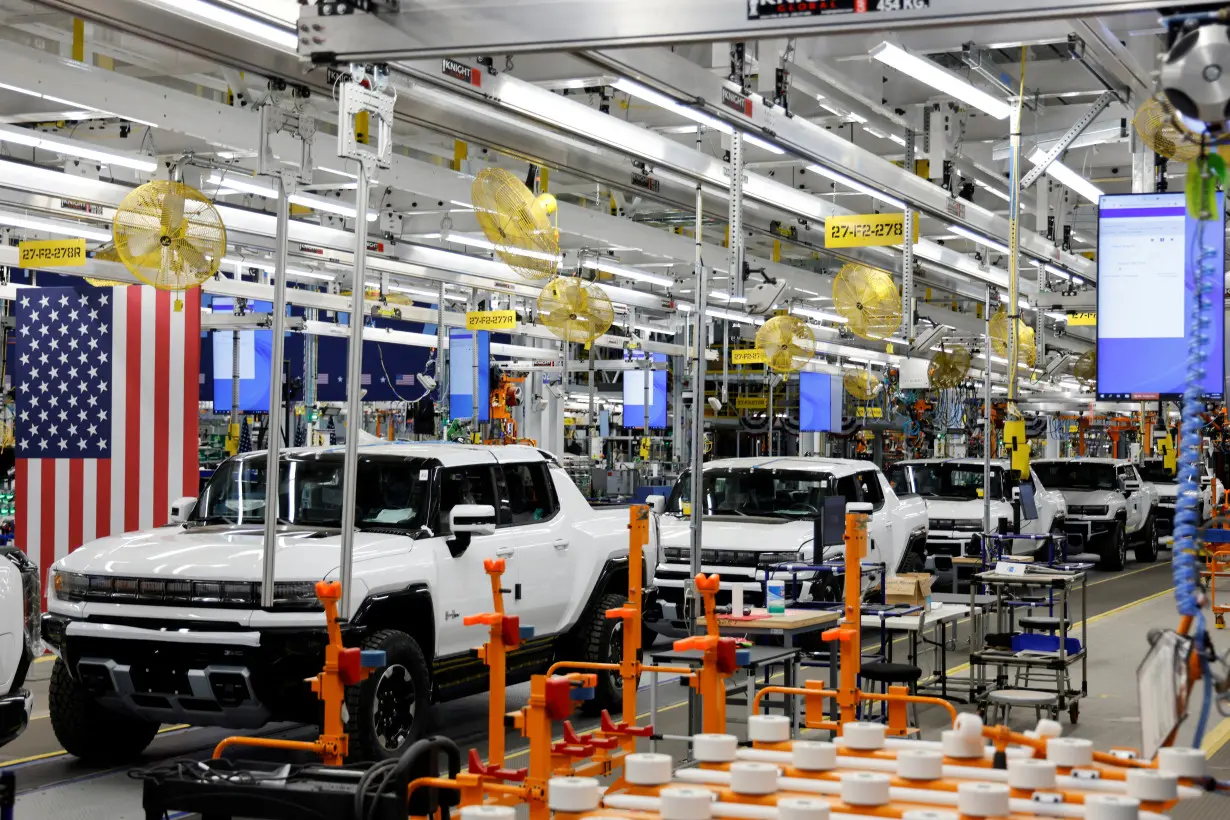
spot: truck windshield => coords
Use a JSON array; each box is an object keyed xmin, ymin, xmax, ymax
[
  {"xmin": 1137, "ymin": 461, "xmax": 1175, "ymax": 484},
  {"xmin": 667, "ymin": 469, "xmax": 834, "ymax": 518},
  {"xmin": 888, "ymin": 463, "xmax": 1003, "ymax": 500},
  {"xmin": 192, "ymin": 453, "xmax": 433, "ymax": 530},
  {"xmin": 1032, "ymin": 462, "xmax": 1118, "ymax": 491}
]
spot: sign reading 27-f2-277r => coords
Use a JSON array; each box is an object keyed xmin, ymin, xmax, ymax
[{"xmin": 750, "ymin": 0, "xmax": 927, "ymax": 19}]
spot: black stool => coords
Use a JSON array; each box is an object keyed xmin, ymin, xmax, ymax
[{"xmin": 859, "ymin": 662, "xmax": 923, "ymax": 725}]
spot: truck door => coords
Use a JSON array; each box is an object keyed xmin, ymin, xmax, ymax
[
  {"xmin": 1118, "ymin": 465, "xmax": 1143, "ymax": 531},
  {"xmin": 493, "ymin": 461, "xmax": 572, "ymax": 637}
]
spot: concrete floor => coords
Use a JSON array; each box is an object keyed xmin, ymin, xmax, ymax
[{"xmin": 8, "ymin": 556, "xmax": 1230, "ymax": 817}]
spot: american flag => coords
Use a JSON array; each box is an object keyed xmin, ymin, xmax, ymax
[{"xmin": 14, "ymin": 286, "xmax": 201, "ymax": 597}]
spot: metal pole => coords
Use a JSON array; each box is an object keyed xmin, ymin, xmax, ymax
[
  {"xmin": 767, "ymin": 374, "xmax": 774, "ymax": 457},
  {"xmin": 472, "ymin": 290, "xmax": 480, "ymax": 435},
  {"xmin": 437, "ymin": 280, "xmax": 447, "ymax": 421},
  {"xmin": 338, "ymin": 163, "xmax": 370, "ymax": 621},
  {"xmin": 689, "ymin": 124, "xmax": 708, "ymax": 614},
  {"xmin": 260, "ymin": 177, "xmax": 291, "ymax": 608},
  {"xmin": 641, "ymin": 310, "xmax": 651, "ymax": 436},
  {"xmin": 983, "ymin": 286, "xmax": 994, "ymax": 536}
]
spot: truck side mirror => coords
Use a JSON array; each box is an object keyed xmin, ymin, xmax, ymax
[
  {"xmin": 169, "ymin": 496, "xmax": 197, "ymax": 524},
  {"xmin": 1123, "ymin": 479, "xmax": 1140, "ymax": 497},
  {"xmin": 447, "ymin": 504, "xmax": 497, "ymax": 557},
  {"xmin": 646, "ymin": 495, "xmax": 666, "ymax": 515}
]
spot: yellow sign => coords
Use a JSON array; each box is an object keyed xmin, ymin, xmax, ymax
[
  {"xmin": 465, "ymin": 309, "xmax": 517, "ymax": 331},
  {"xmin": 825, "ymin": 213, "xmax": 919, "ymax": 248},
  {"xmin": 855, "ymin": 407, "xmax": 884, "ymax": 418},
  {"xmin": 731, "ymin": 348, "xmax": 767, "ymax": 365},
  {"xmin": 1067, "ymin": 312, "xmax": 1096, "ymax": 327},
  {"xmin": 639, "ymin": 436, "xmax": 650, "ymax": 458},
  {"xmin": 19, "ymin": 238, "xmax": 86, "ymax": 268},
  {"xmin": 736, "ymin": 396, "xmax": 768, "ymax": 410}
]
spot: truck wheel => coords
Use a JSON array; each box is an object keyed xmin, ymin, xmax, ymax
[
  {"xmin": 1099, "ymin": 521, "xmax": 1127, "ymax": 571},
  {"xmin": 1134, "ymin": 514, "xmax": 1159, "ymax": 563},
  {"xmin": 345, "ymin": 629, "xmax": 431, "ymax": 762},
  {"xmin": 578, "ymin": 592, "xmax": 631, "ymax": 716},
  {"xmin": 49, "ymin": 658, "xmax": 158, "ymax": 762}
]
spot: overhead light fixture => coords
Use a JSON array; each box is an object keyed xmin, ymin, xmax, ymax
[
  {"xmin": 743, "ymin": 134, "xmax": 784, "ymax": 154},
  {"xmin": 413, "ymin": 231, "xmax": 563, "ymax": 265},
  {"xmin": 206, "ymin": 173, "xmax": 378, "ymax": 220},
  {"xmin": 949, "ymin": 224, "xmax": 1012, "ymax": 256},
  {"xmin": 709, "ymin": 291, "xmax": 747, "ymax": 303},
  {"xmin": 974, "ymin": 179, "xmax": 1011, "ymax": 203},
  {"xmin": 1028, "ymin": 149, "xmax": 1104, "ymax": 204},
  {"xmin": 871, "ymin": 42, "xmax": 1012, "ymax": 120},
  {"xmin": 1044, "ymin": 311, "xmax": 1068, "ymax": 322},
  {"xmin": 791, "ymin": 305, "xmax": 850, "ymax": 324},
  {"xmin": 224, "ymin": 256, "xmax": 334, "ymax": 281},
  {"xmin": 0, "ymin": 124, "xmax": 157, "ymax": 173},
  {"xmin": 0, "ymin": 210, "xmax": 110, "ymax": 242},
  {"xmin": 807, "ymin": 164, "xmax": 907, "ymax": 210},
  {"xmin": 142, "ymin": 0, "xmax": 298, "ymax": 51},
  {"xmin": 1043, "ymin": 263, "xmax": 1072, "ymax": 281},
  {"xmin": 706, "ymin": 307, "xmax": 764, "ymax": 325},
  {"xmin": 613, "ymin": 79, "xmax": 732, "ymax": 135},
  {"xmin": 0, "ymin": 83, "xmax": 157, "ymax": 129},
  {"xmin": 581, "ymin": 257, "xmax": 674, "ymax": 286}
]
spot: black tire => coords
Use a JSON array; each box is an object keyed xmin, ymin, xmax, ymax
[
  {"xmin": 577, "ymin": 592, "xmax": 630, "ymax": 716},
  {"xmin": 1069, "ymin": 702, "xmax": 1080, "ymax": 724},
  {"xmin": 898, "ymin": 549, "xmax": 926, "ymax": 575},
  {"xmin": 1099, "ymin": 521, "xmax": 1127, "ymax": 571},
  {"xmin": 345, "ymin": 629, "xmax": 431, "ymax": 762},
  {"xmin": 1134, "ymin": 514, "xmax": 1159, "ymax": 563},
  {"xmin": 49, "ymin": 658, "xmax": 158, "ymax": 762}
]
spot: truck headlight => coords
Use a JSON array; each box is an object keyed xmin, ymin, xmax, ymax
[
  {"xmin": 758, "ymin": 550, "xmax": 804, "ymax": 566},
  {"xmin": 52, "ymin": 570, "xmax": 88, "ymax": 602}
]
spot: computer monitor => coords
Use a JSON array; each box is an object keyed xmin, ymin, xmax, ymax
[{"xmin": 799, "ymin": 371, "xmax": 844, "ymax": 432}]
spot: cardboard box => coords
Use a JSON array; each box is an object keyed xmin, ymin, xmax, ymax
[{"xmin": 884, "ymin": 573, "xmax": 934, "ymax": 607}]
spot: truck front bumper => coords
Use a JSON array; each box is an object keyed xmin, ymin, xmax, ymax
[{"xmin": 1061, "ymin": 518, "xmax": 1113, "ymax": 551}]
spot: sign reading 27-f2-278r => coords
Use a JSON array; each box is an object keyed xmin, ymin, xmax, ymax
[{"xmin": 750, "ymin": 0, "xmax": 927, "ymax": 19}]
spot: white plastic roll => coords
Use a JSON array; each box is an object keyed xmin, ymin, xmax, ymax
[
  {"xmin": 1046, "ymin": 737, "xmax": 1094, "ymax": 768},
  {"xmin": 777, "ymin": 797, "xmax": 830, "ymax": 820},
  {"xmin": 841, "ymin": 722, "xmax": 887, "ymax": 751},
  {"xmin": 1033, "ymin": 719, "xmax": 1063, "ymax": 739},
  {"xmin": 792, "ymin": 740, "xmax": 837, "ymax": 771},
  {"xmin": 460, "ymin": 807, "xmax": 516, "ymax": 820},
  {"xmin": 748, "ymin": 714, "xmax": 791, "ymax": 743},
  {"xmin": 897, "ymin": 749, "xmax": 944, "ymax": 781},
  {"xmin": 941, "ymin": 729, "xmax": 985, "ymax": 759},
  {"xmin": 1007, "ymin": 759, "xmax": 1057, "ymax": 791},
  {"xmin": 660, "ymin": 787, "xmax": 714, "ymax": 820},
  {"xmin": 956, "ymin": 782, "xmax": 1010, "ymax": 817},
  {"xmin": 954, "ymin": 712, "xmax": 984, "ymax": 738},
  {"xmin": 839, "ymin": 772, "xmax": 890, "ymax": 806},
  {"xmin": 729, "ymin": 762, "xmax": 779, "ymax": 795},
  {"xmin": 1084, "ymin": 794, "xmax": 1141, "ymax": 820},
  {"xmin": 901, "ymin": 812, "xmax": 959, "ymax": 820},
  {"xmin": 1125, "ymin": 769, "xmax": 1179, "ymax": 803},
  {"xmin": 694, "ymin": 734, "xmax": 740, "ymax": 763},
  {"xmin": 1156, "ymin": 746, "xmax": 1208, "ymax": 779},
  {"xmin": 548, "ymin": 777, "xmax": 601, "ymax": 812},
  {"xmin": 626, "ymin": 753, "xmax": 674, "ymax": 786}
]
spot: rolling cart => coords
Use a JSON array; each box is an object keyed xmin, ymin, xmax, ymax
[{"xmin": 969, "ymin": 565, "xmax": 1089, "ymax": 724}]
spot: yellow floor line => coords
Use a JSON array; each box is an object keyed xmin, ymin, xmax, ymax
[
  {"xmin": 1201, "ymin": 716, "xmax": 1230, "ymax": 755},
  {"xmin": 0, "ymin": 724, "xmax": 190, "ymax": 768}
]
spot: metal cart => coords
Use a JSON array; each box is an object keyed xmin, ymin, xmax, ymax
[{"xmin": 969, "ymin": 566, "xmax": 1089, "ymax": 724}]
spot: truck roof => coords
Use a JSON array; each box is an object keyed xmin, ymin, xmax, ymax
[
  {"xmin": 246, "ymin": 442, "xmax": 546, "ymax": 468},
  {"xmin": 701, "ymin": 456, "xmax": 877, "ymax": 478},
  {"xmin": 896, "ymin": 458, "xmax": 1011, "ymax": 469},
  {"xmin": 1033, "ymin": 457, "xmax": 1130, "ymax": 466}
]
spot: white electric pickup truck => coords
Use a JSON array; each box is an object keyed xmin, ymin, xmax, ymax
[
  {"xmin": 1138, "ymin": 456, "xmax": 1223, "ymax": 542},
  {"xmin": 886, "ymin": 459, "xmax": 1067, "ymax": 560},
  {"xmin": 1032, "ymin": 458, "xmax": 1160, "ymax": 570},
  {"xmin": 0, "ymin": 546, "xmax": 38, "ymax": 749},
  {"xmin": 651, "ymin": 457, "xmax": 928, "ymax": 613},
  {"xmin": 42, "ymin": 444, "xmax": 657, "ymax": 762}
]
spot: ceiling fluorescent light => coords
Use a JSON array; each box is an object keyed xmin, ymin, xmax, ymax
[
  {"xmin": 888, "ymin": 134, "xmax": 907, "ymax": 147},
  {"xmin": 142, "ymin": 0, "xmax": 298, "ymax": 51},
  {"xmin": 871, "ymin": 42, "xmax": 1012, "ymax": 120},
  {"xmin": 743, "ymin": 133, "xmax": 785, "ymax": 154},
  {"xmin": 1028, "ymin": 149, "xmax": 1104, "ymax": 204},
  {"xmin": 224, "ymin": 256, "xmax": 334, "ymax": 281},
  {"xmin": 974, "ymin": 179, "xmax": 1011, "ymax": 202},
  {"xmin": 582, "ymin": 258, "xmax": 674, "ymax": 286},
  {"xmin": 791, "ymin": 305, "xmax": 850, "ymax": 324},
  {"xmin": 206, "ymin": 173, "xmax": 377, "ymax": 220},
  {"xmin": 0, "ymin": 124, "xmax": 156, "ymax": 173},
  {"xmin": 806, "ymin": 164, "xmax": 906, "ymax": 210},
  {"xmin": 709, "ymin": 291, "xmax": 747, "ymax": 303},
  {"xmin": 0, "ymin": 210, "xmax": 110, "ymax": 242},
  {"xmin": 707, "ymin": 307, "xmax": 763, "ymax": 325},
  {"xmin": 1044, "ymin": 264, "xmax": 1072, "ymax": 281},
  {"xmin": 949, "ymin": 224, "xmax": 1012, "ymax": 256},
  {"xmin": 613, "ymin": 78, "xmax": 733, "ymax": 135}
]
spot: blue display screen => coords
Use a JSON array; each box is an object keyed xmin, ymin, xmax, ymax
[
  {"xmin": 799, "ymin": 371, "xmax": 843, "ymax": 432},
  {"xmin": 210, "ymin": 299, "xmax": 274, "ymax": 413},
  {"xmin": 1097, "ymin": 192, "xmax": 1225, "ymax": 399},
  {"xmin": 449, "ymin": 328, "xmax": 490, "ymax": 421},
  {"xmin": 622, "ymin": 351, "xmax": 667, "ymax": 429}
]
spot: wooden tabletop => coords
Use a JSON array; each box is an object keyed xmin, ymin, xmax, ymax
[{"xmin": 700, "ymin": 608, "xmax": 840, "ymax": 631}]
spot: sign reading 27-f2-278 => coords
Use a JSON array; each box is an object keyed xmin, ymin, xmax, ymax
[
  {"xmin": 750, "ymin": 0, "xmax": 927, "ymax": 19},
  {"xmin": 826, "ymin": 213, "xmax": 918, "ymax": 248}
]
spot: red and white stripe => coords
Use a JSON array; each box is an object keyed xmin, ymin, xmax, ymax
[{"xmin": 16, "ymin": 286, "xmax": 201, "ymax": 598}]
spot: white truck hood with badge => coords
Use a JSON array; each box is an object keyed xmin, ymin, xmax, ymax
[
  {"xmin": 53, "ymin": 524, "xmax": 406, "ymax": 582},
  {"xmin": 659, "ymin": 515, "xmax": 822, "ymax": 556},
  {"xmin": 1059, "ymin": 489, "xmax": 1122, "ymax": 509},
  {"xmin": 922, "ymin": 497, "xmax": 1009, "ymax": 523}
]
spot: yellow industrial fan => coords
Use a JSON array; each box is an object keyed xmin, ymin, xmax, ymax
[
  {"xmin": 989, "ymin": 308, "xmax": 1037, "ymax": 368},
  {"xmin": 84, "ymin": 244, "xmax": 129, "ymax": 287},
  {"xmin": 1073, "ymin": 350, "xmax": 1097, "ymax": 389},
  {"xmin": 844, "ymin": 370, "xmax": 883, "ymax": 400},
  {"xmin": 754, "ymin": 315, "xmax": 816, "ymax": 373},
  {"xmin": 537, "ymin": 276, "xmax": 614, "ymax": 348},
  {"xmin": 112, "ymin": 180, "xmax": 226, "ymax": 291},
  {"xmin": 832, "ymin": 263, "xmax": 902, "ymax": 341},
  {"xmin": 1134, "ymin": 95, "xmax": 1207, "ymax": 163},
  {"xmin": 471, "ymin": 167, "xmax": 559, "ymax": 281},
  {"xmin": 929, "ymin": 345, "xmax": 972, "ymax": 389}
]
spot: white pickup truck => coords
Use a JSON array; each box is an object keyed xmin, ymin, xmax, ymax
[
  {"xmin": 1032, "ymin": 458, "xmax": 1160, "ymax": 570},
  {"xmin": 1138, "ymin": 456, "xmax": 1223, "ymax": 541},
  {"xmin": 42, "ymin": 444, "xmax": 656, "ymax": 762},
  {"xmin": 0, "ymin": 546, "xmax": 37, "ymax": 748},
  {"xmin": 886, "ymin": 459, "xmax": 1067, "ymax": 560},
  {"xmin": 651, "ymin": 457, "xmax": 928, "ymax": 613}
]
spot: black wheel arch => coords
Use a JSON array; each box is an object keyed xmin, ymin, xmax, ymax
[{"xmin": 352, "ymin": 584, "xmax": 436, "ymax": 665}]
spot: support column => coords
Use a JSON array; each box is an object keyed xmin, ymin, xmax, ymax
[{"xmin": 260, "ymin": 175, "xmax": 292, "ymax": 607}]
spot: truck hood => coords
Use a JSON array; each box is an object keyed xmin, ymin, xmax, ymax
[
  {"xmin": 658, "ymin": 516, "xmax": 814, "ymax": 552},
  {"xmin": 1057, "ymin": 489, "xmax": 1122, "ymax": 507},
  {"xmin": 1151, "ymin": 483, "xmax": 1179, "ymax": 501},
  {"xmin": 922, "ymin": 498, "xmax": 1008, "ymax": 521},
  {"xmin": 54, "ymin": 525, "xmax": 409, "ymax": 581}
]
